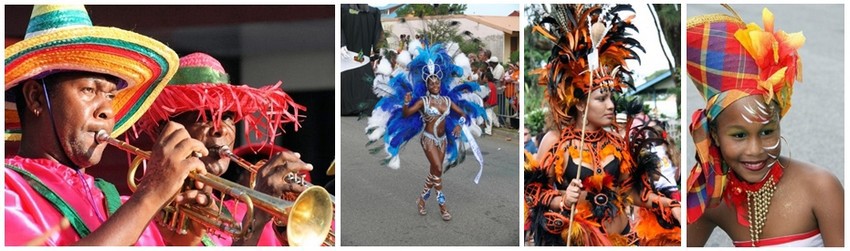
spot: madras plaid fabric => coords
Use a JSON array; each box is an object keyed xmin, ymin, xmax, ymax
[
  {"xmin": 686, "ymin": 14, "xmax": 762, "ymax": 102},
  {"xmin": 686, "ymin": 108, "xmax": 727, "ymax": 224},
  {"xmin": 686, "ymin": 9, "xmax": 805, "ymax": 224},
  {"xmin": 685, "ymin": 14, "xmax": 766, "ymax": 223}
]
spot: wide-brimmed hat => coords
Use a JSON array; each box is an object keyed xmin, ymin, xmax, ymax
[
  {"xmin": 134, "ymin": 52, "xmax": 305, "ymax": 145},
  {"xmin": 5, "ymin": 5, "xmax": 179, "ymax": 140}
]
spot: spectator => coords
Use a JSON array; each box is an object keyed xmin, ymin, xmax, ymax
[{"xmin": 524, "ymin": 127, "xmax": 538, "ymax": 154}]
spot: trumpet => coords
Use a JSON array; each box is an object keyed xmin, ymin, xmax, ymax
[
  {"xmin": 97, "ymin": 130, "xmax": 333, "ymax": 246},
  {"xmin": 217, "ymin": 146, "xmax": 336, "ymax": 245},
  {"xmin": 217, "ymin": 146, "xmax": 337, "ymax": 202}
]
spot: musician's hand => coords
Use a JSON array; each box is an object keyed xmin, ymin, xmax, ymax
[
  {"xmin": 160, "ymin": 181, "xmax": 216, "ymax": 246},
  {"xmin": 255, "ymin": 151, "xmax": 314, "ymax": 197},
  {"xmin": 250, "ymin": 151, "xmax": 314, "ymax": 227},
  {"xmin": 138, "ymin": 121, "xmax": 209, "ymax": 206},
  {"xmin": 173, "ymin": 180, "xmax": 214, "ymax": 206}
]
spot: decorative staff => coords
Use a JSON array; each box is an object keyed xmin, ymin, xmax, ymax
[{"xmin": 566, "ymin": 7, "xmax": 611, "ymax": 246}]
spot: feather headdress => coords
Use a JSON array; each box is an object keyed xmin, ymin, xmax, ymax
[
  {"xmin": 366, "ymin": 44, "xmax": 486, "ymax": 182},
  {"xmin": 532, "ymin": 4, "xmax": 644, "ymax": 127}
]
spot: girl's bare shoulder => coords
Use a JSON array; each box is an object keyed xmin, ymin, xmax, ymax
[{"xmin": 781, "ymin": 157, "xmax": 843, "ymax": 193}]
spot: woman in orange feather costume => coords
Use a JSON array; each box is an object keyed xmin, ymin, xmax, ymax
[{"xmin": 524, "ymin": 4, "xmax": 681, "ymax": 246}]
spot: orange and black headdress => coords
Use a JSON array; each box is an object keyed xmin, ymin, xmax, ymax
[{"xmin": 532, "ymin": 4, "xmax": 643, "ymax": 127}]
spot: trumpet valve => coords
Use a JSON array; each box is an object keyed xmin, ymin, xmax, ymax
[
  {"xmin": 176, "ymin": 213, "xmax": 189, "ymax": 235},
  {"xmin": 284, "ymin": 173, "xmax": 307, "ymax": 186}
]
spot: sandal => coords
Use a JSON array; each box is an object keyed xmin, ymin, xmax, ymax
[
  {"xmin": 417, "ymin": 197, "xmax": 427, "ymax": 215},
  {"xmin": 439, "ymin": 204, "xmax": 451, "ymax": 221}
]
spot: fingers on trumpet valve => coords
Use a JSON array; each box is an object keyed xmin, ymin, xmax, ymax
[{"xmin": 285, "ymin": 172, "xmax": 308, "ymax": 186}]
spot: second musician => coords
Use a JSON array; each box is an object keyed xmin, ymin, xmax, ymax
[{"xmin": 133, "ymin": 52, "xmax": 313, "ymax": 246}]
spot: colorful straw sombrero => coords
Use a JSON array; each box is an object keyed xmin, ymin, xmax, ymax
[
  {"xmin": 5, "ymin": 5, "xmax": 179, "ymax": 140},
  {"xmin": 134, "ymin": 52, "xmax": 305, "ymax": 145}
]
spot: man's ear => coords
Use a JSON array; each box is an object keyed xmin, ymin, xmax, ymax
[{"xmin": 21, "ymin": 79, "xmax": 46, "ymax": 116}]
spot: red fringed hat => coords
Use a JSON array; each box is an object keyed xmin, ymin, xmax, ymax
[{"xmin": 134, "ymin": 52, "xmax": 305, "ymax": 145}]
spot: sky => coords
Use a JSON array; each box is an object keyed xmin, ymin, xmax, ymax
[
  {"xmin": 375, "ymin": 4, "xmax": 519, "ymax": 16},
  {"xmin": 464, "ymin": 4, "xmax": 519, "ymax": 16},
  {"xmin": 527, "ymin": 4, "xmax": 677, "ymax": 86}
]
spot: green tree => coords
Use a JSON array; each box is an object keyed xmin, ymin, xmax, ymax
[
  {"xmin": 421, "ymin": 19, "xmax": 461, "ymax": 46},
  {"xmin": 395, "ymin": 4, "xmax": 467, "ymax": 17},
  {"xmin": 523, "ymin": 5, "xmax": 551, "ymax": 115},
  {"xmin": 651, "ymin": 4, "xmax": 681, "ymax": 118}
]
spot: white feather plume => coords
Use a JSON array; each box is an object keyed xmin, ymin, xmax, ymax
[
  {"xmin": 387, "ymin": 156, "xmax": 400, "ymax": 169},
  {"xmin": 396, "ymin": 50, "xmax": 412, "ymax": 70},
  {"xmin": 365, "ymin": 109, "xmax": 392, "ymax": 141}
]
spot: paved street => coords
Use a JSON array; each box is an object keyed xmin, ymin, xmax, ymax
[
  {"xmin": 339, "ymin": 116, "xmax": 520, "ymax": 246},
  {"xmin": 686, "ymin": 4, "xmax": 844, "ymax": 247}
]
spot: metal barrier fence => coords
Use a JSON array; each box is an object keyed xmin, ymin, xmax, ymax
[{"xmin": 495, "ymin": 82, "xmax": 519, "ymax": 129}]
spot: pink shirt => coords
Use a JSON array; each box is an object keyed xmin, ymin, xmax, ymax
[{"xmin": 5, "ymin": 156, "xmax": 165, "ymax": 246}]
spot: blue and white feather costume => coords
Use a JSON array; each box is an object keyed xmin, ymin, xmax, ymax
[{"xmin": 366, "ymin": 44, "xmax": 488, "ymax": 183}]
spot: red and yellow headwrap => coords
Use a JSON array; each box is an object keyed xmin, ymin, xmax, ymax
[
  {"xmin": 685, "ymin": 6, "xmax": 804, "ymax": 223},
  {"xmin": 531, "ymin": 4, "xmax": 643, "ymax": 128}
]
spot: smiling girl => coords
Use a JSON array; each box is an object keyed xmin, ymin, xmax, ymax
[{"xmin": 685, "ymin": 6, "xmax": 844, "ymax": 247}]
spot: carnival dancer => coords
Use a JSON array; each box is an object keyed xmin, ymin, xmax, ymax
[
  {"xmin": 524, "ymin": 4, "xmax": 681, "ymax": 246},
  {"xmin": 629, "ymin": 124, "xmax": 681, "ymax": 246},
  {"xmin": 365, "ymin": 44, "xmax": 487, "ymax": 221},
  {"xmin": 131, "ymin": 52, "xmax": 319, "ymax": 246},
  {"xmin": 4, "ymin": 5, "xmax": 206, "ymax": 245},
  {"xmin": 686, "ymin": 5, "xmax": 843, "ymax": 247}
]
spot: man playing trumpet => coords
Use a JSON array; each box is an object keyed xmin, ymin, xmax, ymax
[
  {"xmin": 131, "ymin": 52, "xmax": 321, "ymax": 246},
  {"xmin": 5, "ymin": 5, "xmax": 209, "ymax": 245}
]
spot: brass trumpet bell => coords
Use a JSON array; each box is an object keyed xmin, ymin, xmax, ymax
[{"xmin": 99, "ymin": 130, "xmax": 333, "ymax": 246}]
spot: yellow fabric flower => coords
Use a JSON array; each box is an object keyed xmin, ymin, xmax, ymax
[{"xmin": 733, "ymin": 8, "xmax": 805, "ymax": 117}]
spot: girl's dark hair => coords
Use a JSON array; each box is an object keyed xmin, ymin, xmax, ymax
[
  {"xmin": 482, "ymin": 71, "xmax": 494, "ymax": 82},
  {"xmin": 566, "ymin": 88, "xmax": 588, "ymax": 120}
]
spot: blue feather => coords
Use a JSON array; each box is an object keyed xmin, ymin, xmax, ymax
[{"xmin": 366, "ymin": 43, "xmax": 487, "ymax": 171}]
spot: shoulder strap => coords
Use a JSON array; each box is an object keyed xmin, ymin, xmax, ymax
[
  {"xmin": 94, "ymin": 179, "xmax": 121, "ymax": 216},
  {"xmin": 201, "ymin": 234, "xmax": 216, "ymax": 246},
  {"xmin": 6, "ymin": 164, "xmax": 92, "ymax": 237}
]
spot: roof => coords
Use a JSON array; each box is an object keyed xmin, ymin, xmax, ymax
[
  {"xmin": 378, "ymin": 4, "xmax": 405, "ymax": 18},
  {"xmin": 625, "ymin": 70, "xmax": 673, "ymax": 96},
  {"xmin": 383, "ymin": 14, "xmax": 519, "ymax": 35}
]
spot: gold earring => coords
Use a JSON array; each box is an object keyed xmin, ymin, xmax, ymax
[{"xmin": 780, "ymin": 136, "xmax": 790, "ymax": 160}]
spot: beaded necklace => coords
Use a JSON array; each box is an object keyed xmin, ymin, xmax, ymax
[{"xmin": 725, "ymin": 161, "xmax": 784, "ymax": 246}]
